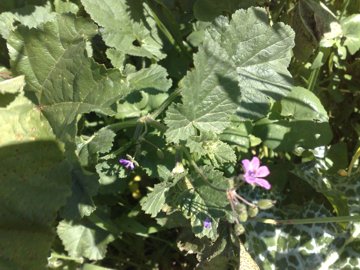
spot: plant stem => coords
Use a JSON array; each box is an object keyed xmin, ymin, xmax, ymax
[
  {"xmin": 150, "ymin": 88, "xmax": 181, "ymax": 119},
  {"xmin": 254, "ymin": 215, "xmax": 360, "ymax": 225},
  {"xmin": 183, "ymin": 149, "xmax": 228, "ymax": 192},
  {"xmin": 105, "ymin": 119, "xmax": 138, "ymax": 132},
  {"xmin": 339, "ymin": 0, "xmax": 350, "ymax": 19}
]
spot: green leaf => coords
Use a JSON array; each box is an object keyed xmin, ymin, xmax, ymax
[
  {"xmin": 141, "ymin": 173, "xmax": 185, "ymax": 217},
  {"xmin": 0, "ymin": 3, "xmax": 55, "ymax": 39},
  {"xmin": 290, "ymin": 0, "xmax": 341, "ymax": 60},
  {"xmin": 54, "ymin": 0, "xmax": 79, "ymax": 14},
  {"xmin": 60, "ymin": 168, "xmax": 99, "ymax": 220},
  {"xmin": 281, "ymin": 87, "xmax": 329, "ymax": 122},
  {"xmin": 81, "ymin": 0, "xmax": 165, "ymax": 60},
  {"xmin": 165, "ymin": 8, "xmax": 295, "ymax": 143},
  {"xmin": 82, "ymin": 264, "xmax": 115, "ymax": 270},
  {"xmin": 341, "ymin": 14, "xmax": 360, "ymax": 55},
  {"xmin": 171, "ymin": 166, "xmax": 230, "ymax": 240},
  {"xmin": 187, "ymin": 133, "xmax": 236, "ymax": 167},
  {"xmin": 246, "ymin": 202, "xmax": 342, "ymax": 270},
  {"xmin": 253, "ymin": 118, "xmax": 333, "ymax": 151},
  {"xmin": 57, "ymin": 219, "xmax": 114, "ymax": 260},
  {"xmin": 292, "ymin": 161, "xmax": 349, "ymax": 217},
  {"xmin": 253, "ymin": 87, "xmax": 333, "ymax": 151},
  {"xmin": 0, "ymin": 81, "xmax": 71, "ymax": 269},
  {"xmin": 77, "ymin": 128, "xmax": 116, "ymax": 167},
  {"xmin": 141, "ymin": 182, "xmax": 173, "ymax": 218},
  {"xmin": 6, "ymin": 14, "xmax": 127, "ymax": 144},
  {"xmin": 193, "ymin": 0, "xmax": 256, "ymax": 21}
]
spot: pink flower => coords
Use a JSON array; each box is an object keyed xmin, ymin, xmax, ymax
[{"xmin": 241, "ymin": 156, "xmax": 271, "ymax": 190}]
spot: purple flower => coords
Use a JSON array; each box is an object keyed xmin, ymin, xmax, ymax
[
  {"xmin": 119, "ymin": 159, "xmax": 135, "ymax": 170},
  {"xmin": 203, "ymin": 217, "xmax": 212, "ymax": 229},
  {"xmin": 241, "ymin": 156, "xmax": 271, "ymax": 190}
]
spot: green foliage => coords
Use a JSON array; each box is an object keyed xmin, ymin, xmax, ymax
[
  {"xmin": 0, "ymin": 77, "xmax": 71, "ymax": 269},
  {"xmin": 1, "ymin": 1, "xmax": 360, "ymax": 269},
  {"xmin": 254, "ymin": 87, "xmax": 333, "ymax": 151},
  {"xmin": 81, "ymin": 0, "xmax": 165, "ymax": 60}
]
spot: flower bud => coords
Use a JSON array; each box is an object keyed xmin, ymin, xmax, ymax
[
  {"xmin": 248, "ymin": 206, "xmax": 259, "ymax": 217},
  {"xmin": 234, "ymin": 203, "xmax": 246, "ymax": 215},
  {"xmin": 257, "ymin": 199, "xmax": 276, "ymax": 210},
  {"xmin": 238, "ymin": 210, "xmax": 248, "ymax": 222},
  {"xmin": 234, "ymin": 224, "xmax": 245, "ymax": 236}
]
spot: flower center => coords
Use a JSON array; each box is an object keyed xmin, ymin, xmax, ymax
[{"xmin": 248, "ymin": 170, "xmax": 256, "ymax": 177}]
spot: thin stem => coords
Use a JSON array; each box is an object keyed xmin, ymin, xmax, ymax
[
  {"xmin": 308, "ymin": 66, "xmax": 321, "ymax": 92},
  {"xmin": 150, "ymin": 88, "xmax": 181, "ymax": 119},
  {"xmin": 183, "ymin": 148, "xmax": 228, "ymax": 192},
  {"xmin": 254, "ymin": 215, "xmax": 360, "ymax": 225},
  {"xmin": 339, "ymin": 0, "xmax": 350, "ymax": 19},
  {"xmin": 105, "ymin": 119, "xmax": 138, "ymax": 132},
  {"xmin": 189, "ymin": 159, "xmax": 227, "ymax": 192},
  {"xmin": 234, "ymin": 193, "xmax": 256, "ymax": 208},
  {"xmin": 140, "ymin": 115, "xmax": 167, "ymax": 132}
]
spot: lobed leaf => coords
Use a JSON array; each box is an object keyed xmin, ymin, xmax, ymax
[
  {"xmin": 81, "ymin": 0, "xmax": 165, "ymax": 60},
  {"xmin": 165, "ymin": 7, "xmax": 295, "ymax": 143}
]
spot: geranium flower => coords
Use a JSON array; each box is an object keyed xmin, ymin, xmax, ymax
[
  {"xmin": 203, "ymin": 217, "xmax": 212, "ymax": 229},
  {"xmin": 119, "ymin": 158, "xmax": 135, "ymax": 170},
  {"xmin": 241, "ymin": 156, "xmax": 271, "ymax": 190}
]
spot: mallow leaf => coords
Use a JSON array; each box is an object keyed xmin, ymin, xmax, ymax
[
  {"xmin": 341, "ymin": 14, "xmax": 360, "ymax": 55},
  {"xmin": 0, "ymin": 2, "xmax": 55, "ymax": 39},
  {"xmin": 165, "ymin": 7, "xmax": 295, "ymax": 143},
  {"xmin": 7, "ymin": 14, "xmax": 165, "ymax": 145},
  {"xmin": 81, "ymin": 0, "xmax": 165, "ymax": 60},
  {"xmin": 0, "ymin": 79, "xmax": 71, "ymax": 270},
  {"xmin": 57, "ymin": 219, "xmax": 114, "ymax": 260},
  {"xmin": 141, "ymin": 172, "xmax": 186, "ymax": 217},
  {"xmin": 141, "ymin": 182, "xmax": 174, "ymax": 218}
]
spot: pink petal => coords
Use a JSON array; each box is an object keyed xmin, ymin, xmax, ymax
[
  {"xmin": 241, "ymin": 159, "xmax": 251, "ymax": 171},
  {"xmin": 243, "ymin": 175, "xmax": 257, "ymax": 185},
  {"xmin": 253, "ymin": 178, "xmax": 271, "ymax": 190},
  {"xmin": 250, "ymin": 156, "xmax": 260, "ymax": 170},
  {"xmin": 256, "ymin": 166, "xmax": 270, "ymax": 177}
]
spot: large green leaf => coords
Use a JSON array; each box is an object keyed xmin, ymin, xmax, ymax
[
  {"xmin": 165, "ymin": 7, "xmax": 295, "ymax": 143},
  {"xmin": 254, "ymin": 87, "xmax": 333, "ymax": 151},
  {"xmin": 7, "ymin": 14, "xmax": 124, "ymax": 143},
  {"xmin": 0, "ymin": 77, "xmax": 71, "ymax": 270},
  {"xmin": 57, "ymin": 219, "xmax": 114, "ymax": 260},
  {"xmin": 81, "ymin": 0, "xmax": 165, "ymax": 60}
]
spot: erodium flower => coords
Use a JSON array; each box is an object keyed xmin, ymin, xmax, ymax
[
  {"xmin": 203, "ymin": 217, "xmax": 212, "ymax": 229},
  {"xmin": 119, "ymin": 158, "xmax": 135, "ymax": 170},
  {"xmin": 241, "ymin": 156, "xmax": 271, "ymax": 190}
]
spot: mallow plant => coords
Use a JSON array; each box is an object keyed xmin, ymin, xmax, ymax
[{"xmin": 1, "ymin": 0, "xmax": 360, "ymax": 269}]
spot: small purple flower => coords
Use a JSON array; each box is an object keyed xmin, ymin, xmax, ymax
[
  {"xmin": 241, "ymin": 156, "xmax": 271, "ymax": 190},
  {"xmin": 203, "ymin": 217, "xmax": 212, "ymax": 229},
  {"xmin": 119, "ymin": 158, "xmax": 135, "ymax": 170}
]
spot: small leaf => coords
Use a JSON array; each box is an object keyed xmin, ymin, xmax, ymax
[
  {"xmin": 341, "ymin": 14, "xmax": 360, "ymax": 55},
  {"xmin": 141, "ymin": 182, "xmax": 173, "ymax": 218}
]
